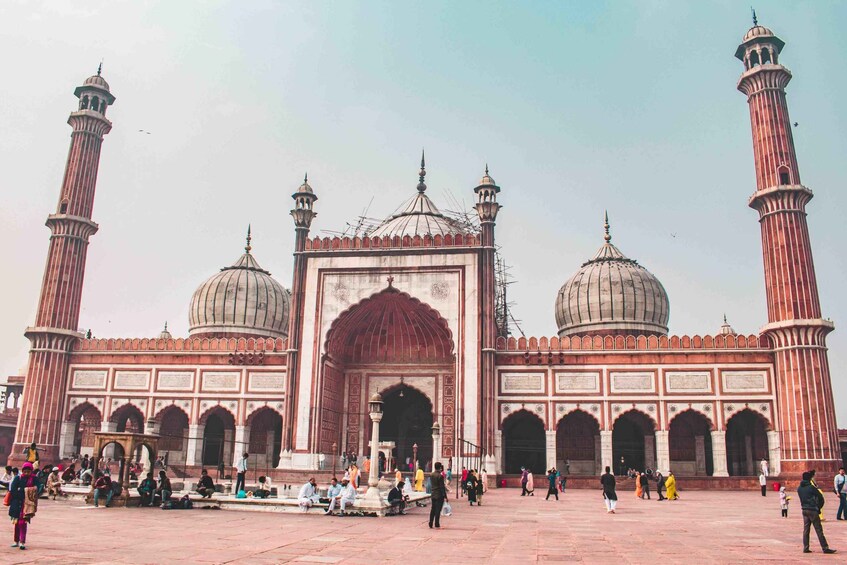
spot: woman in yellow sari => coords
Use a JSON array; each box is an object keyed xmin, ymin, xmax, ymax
[
  {"xmin": 414, "ymin": 466, "xmax": 424, "ymax": 492},
  {"xmin": 665, "ymin": 471, "xmax": 679, "ymax": 500},
  {"xmin": 635, "ymin": 472, "xmax": 643, "ymax": 498}
]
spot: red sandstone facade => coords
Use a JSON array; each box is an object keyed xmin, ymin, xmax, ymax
[{"xmin": 9, "ymin": 21, "xmax": 840, "ymax": 479}]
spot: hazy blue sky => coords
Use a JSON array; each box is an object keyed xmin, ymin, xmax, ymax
[{"xmin": 1, "ymin": 1, "xmax": 845, "ymax": 422}]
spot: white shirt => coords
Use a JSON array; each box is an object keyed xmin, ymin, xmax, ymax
[
  {"xmin": 341, "ymin": 483, "xmax": 356, "ymax": 500},
  {"xmin": 298, "ymin": 482, "xmax": 317, "ymax": 500},
  {"xmin": 236, "ymin": 457, "xmax": 248, "ymax": 473},
  {"xmin": 759, "ymin": 474, "xmax": 767, "ymax": 486}
]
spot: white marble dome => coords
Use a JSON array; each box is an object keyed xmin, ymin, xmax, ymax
[
  {"xmin": 188, "ymin": 239, "xmax": 290, "ymax": 339},
  {"xmin": 555, "ymin": 220, "xmax": 669, "ymax": 337}
]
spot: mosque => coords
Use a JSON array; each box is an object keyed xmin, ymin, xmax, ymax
[{"xmin": 9, "ymin": 20, "xmax": 842, "ymax": 480}]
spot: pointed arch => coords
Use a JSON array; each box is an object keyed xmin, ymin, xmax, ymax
[{"xmin": 502, "ymin": 408, "xmax": 546, "ymax": 474}]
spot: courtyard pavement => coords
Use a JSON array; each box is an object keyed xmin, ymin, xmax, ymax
[{"xmin": 2, "ymin": 486, "xmax": 845, "ymax": 564}]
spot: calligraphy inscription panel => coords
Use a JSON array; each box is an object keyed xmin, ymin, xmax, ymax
[
  {"xmin": 248, "ymin": 372, "xmax": 286, "ymax": 392},
  {"xmin": 501, "ymin": 373, "xmax": 545, "ymax": 393},
  {"xmin": 202, "ymin": 372, "xmax": 239, "ymax": 391},
  {"xmin": 556, "ymin": 373, "xmax": 600, "ymax": 393},
  {"xmin": 114, "ymin": 371, "xmax": 150, "ymax": 390},
  {"xmin": 723, "ymin": 371, "xmax": 768, "ymax": 392},
  {"xmin": 72, "ymin": 370, "xmax": 107, "ymax": 389},
  {"xmin": 157, "ymin": 371, "xmax": 194, "ymax": 391},
  {"xmin": 610, "ymin": 372, "xmax": 654, "ymax": 393}
]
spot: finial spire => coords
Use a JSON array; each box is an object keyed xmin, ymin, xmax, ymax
[
  {"xmin": 724, "ymin": 313, "xmax": 728, "ymax": 324},
  {"xmin": 751, "ymin": 7, "xmax": 758, "ymax": 26},
  {"xmin": 485, "ymin": 163, "xmax": 489, "ymax": 175},
  {"xmin": 245, "ymin": 224, "xmax": 252, "ymax": 253},
  {"xmin": 97, "ymin": 60, "xmax": 103, "ymax": 76},
  {"xmin": 304, "ymin": 172, "xmax": 308, "ymax": 183},
  {"xmin": 603, "ymin": 211, "xmax": 612, "ymax": 243},
  {"xmin": 417, "ymin": 149, "xmax": 427, "ymax": 193},
  {"xmin": 164, "ymin": 321, "xmax": 168, "ymax": 331}
]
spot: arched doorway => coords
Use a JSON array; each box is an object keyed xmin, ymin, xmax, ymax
[
  {"xmin": 157, "ymin": 406, "xmax": 189, "ymax": 466},
  {"xmin": 669, "ymin": 410, "xmax": 714, "ymax": 476},
  {"xmin": 111, "ymin": 404, "xmax": 144, "ymax": 433},
  {"xmin": 379, "ymin": 386, "xmax": 433, "ymax": 471},
  {"xmin": 69, "ymin": 403, "xmax": 102, "ymax": 457},
  {"xmin": 502, "ymin": 410, "xmax": 545, "ymax": 474},
  {"xmin": 201, "ymin": 408, "xmax": 235, "ymax": 468},
  {"xmin": 613, "ymin": 410, "xmax": 656, "ymax": 474},
  {"xmin": 248, "ymin": 408, "xmax": 283, "ymax": 469},
  {"xmin": 726, "ymin": 409, "xmax": 769, "ymax": 476},
  {"xmin": 321, "ymin": 285, "xmax": 455, "ymax": 466},
  {"xmin": 556, "ymin": 410, "xmax": 600, "ymax": 475}
]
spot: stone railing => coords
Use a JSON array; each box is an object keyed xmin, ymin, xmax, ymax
[
  {"xmin": 496, "ymin": 333, "xmax": 764, "ymax": 352},
  {"xmin": 73, "ymin": 336, "xmax": 287, "ymax": 352}
]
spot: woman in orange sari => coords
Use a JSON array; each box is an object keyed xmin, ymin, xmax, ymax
[{"xmin": 635, "ymin": 472, "xmax": 643, "ymax": 499}]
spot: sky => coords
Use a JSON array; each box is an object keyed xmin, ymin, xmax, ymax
[{"xmin": 0, "ymin": 1, "xmax": 845, "ymax": 422}]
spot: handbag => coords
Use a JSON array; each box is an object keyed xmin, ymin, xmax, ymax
[
  {"xmin": 441, "ymin": 501, "xmax": 452, "ymax": 517},
  {"xmin": 3, "ymin": 491, "xmax": 10, "ymax": 506}
]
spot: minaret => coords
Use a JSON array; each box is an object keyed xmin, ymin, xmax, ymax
[
  {"xmin": 474, "ymin": 165, "xmax": 501, "ymax": 471},
  {"xmin": 736, "ymin": 18, "xmax": 839, "ymax": 474},
  {"xmin": 280, "ymin": 174, "xmax": 317, "ymax": 463},
  {"xmin": 14, "ymin": 68, "xmax": 115, "ymax": 462}
]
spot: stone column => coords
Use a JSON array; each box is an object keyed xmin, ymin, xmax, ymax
[
  {"xmin": 185, "ymin": 424, "xmax": 203, "ymax": 466},
  {"xmin": 655, "ymin": 431, "xmax": 670, "ymax": 473},
  {"xmin": 600, "ymin": 431, "xmax": 612, "ymax": 473},
  {"xmin": 59, "ymin": 421, "xmax": 76, "ymax": 458},
  {"xmin": 744, "ymin": 435, "xmax": 754, "ymax": 475},
  {"xmin": 545, "ymin": 430, "xmax": 556, "ymax": 471},
  {"xmin": 711, "ymin": 430, "xmax": 728, "ymax": 477},
  {"xmin": 100, "ymin": 421, "xmax": 117, "ymax": 432},
  {"xmin": 432, "ymin": 431, "xmax": 441, "ymax": 469},
  {"xmin": 495, "ymin": 430, "xmax": 503, "ymax": 474},
  {"xmin": 233, "ymin": 426, "xmax": 251, "ymax": 466},
  {"xmin": 695, "ymin": 435, "xmax": 706, "ymax": 476},
  {"xmin": 594, "ymin": 435, "xmax": 602, "ymax": 475},
  {"xmin": 644, "ymin": 434, "xmax": 656, "ymax": 471},
  {"xmin": 224, "ymin": 429, "xmax": 235, "ymax": 471},
  {"xmin": 767, "ymin": 430, "xmax": 781, "ymax": 477}
]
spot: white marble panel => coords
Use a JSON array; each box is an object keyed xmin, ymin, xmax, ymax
[
  {"xmin": 610, "ymin": 372, "xmax": 654, "ymax": 393},
  {"xmin": 665, "ymin": 371, "xmax": 711, "ymax": 393},
  {"xmin": 501, "ymin": 372, "xmax": 545, "ymax": 394},
  {"xmin": 722, "ymin": 371, "xmax": 768, "ymax": 392},
  {"xmin": 202, "ymin": 371, "xmax": 240, "ymax": 392},
  {"xmin": 555, "ymin": 372, "xmax": 600, "ymax": 393},
  {"xmin": 248, "ymin": 372, "xmax": 286, "ymax": 392},
  {"xmin": 114, "ymin": 370, "xmax": 150, "ymax": 390},
  {"xmin": 71, "ymin": 370, "xmax": 107, "ymax": 390},
  {"xmin": 157, "ymin": 371, "xmax": 194, "ymax": 391}
]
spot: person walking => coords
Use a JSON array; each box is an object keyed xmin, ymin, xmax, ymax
[
  {"xmin": 600, "ymin": 466, "xmax": 617, "ymax": 514},
  {"xmin": 429, "ymin": 462, "xmax": 446, "ymax": 529},
  {"xmin": 666, "ymin": 471, "xmax": 679, "ymax": 500},
  {"xmin": 639, "ymin": 471, "xmax": 650, "ymax": 499},
  {"xmin": 520, "ymin": 467, "xmax": 529, "ymax": 496},
  {"xmin": 798, "ymin": 471, "xmax": 837, "ymax": 554},
  {"xmin": 234, "ymin": 452, "xmax": 248, "ymax": 494},
  {"xmin": 466, "ymin": 469, "xmax": 479, "ymax": 506},
  {"xmin": 834, "ymin": 467, "xmax": 846, "ymax": 521},
  {"xmin": 545, "ymin": 469, "xmax": 559, "ymax": 501},
  {"xmin": 9, "ymin": 462, "xmax": 40, "ymax": 550},
  {"xmin": 635, "ymin": 472, "xmax": 643, "ymax": 499},
  {"xmin": 526, "ymin": 470, "xmax": 535, "ymax": 496},
  {"xmin": 780, "ymin": 485, "xmax": 790, "ymax": 518},
  {"xmin": 655, "ymin": 471, "xmax": 666, "ymax": 501},
  {"xmin": 759, "ymin": 472, "xmax": 768, "ymax": 496}
]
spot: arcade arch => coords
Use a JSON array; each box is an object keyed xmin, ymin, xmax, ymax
[
  {"xmin": 555, "ymin": 410, "xmax": 600, "ymax": 475},
  {"xmin": 612, "ymin": 410, "xmax": 657, "ymax": 474},
  {"xmin": 725, "ymin": 409, "xmax": 769, "ymax": 476},
  {"xmin": 200, "ymin": 407, "xmax": 235, "ymax": 469},
  {"xmin": 502, "ymin": 409, "xmax": 545, "ymax": 474},
  {"xmin": 668, "ymin": 410, "xmax": 714, "ymax": 476}
]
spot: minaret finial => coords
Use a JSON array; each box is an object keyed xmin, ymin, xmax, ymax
[
  {"xmin": 164, "ymin": 321, "xmax": 168, "ymax": 331},
  {"xmin": 97, "ymin": 60, "xmax": 103, "ymax": 76},
  {"xmin": 603, "ymin": 211, "xmax": 612, "ymax": 243},
  {"xmin": 245, "ymin": 224, "xmax": 252, "ymax": 253},
  {"xmin": 304, "ymin": 172, "xmax": 308, "ymax": 183},
  {"xmin": 751, "ymin": 7, "xmax": 758, "ymax": 26},
  {"xmin": 417, "ymin": 149, "xmax": 427, "ymax": 193},
  {"xmin": 485, "ymin": 163, "xmax": 489, "ymax": 175},
  {"xmin": 724, "ymin": 313, "xmax": 728, "ymax": 324}
]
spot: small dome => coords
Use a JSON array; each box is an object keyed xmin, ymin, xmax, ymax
[
  {"xmin": 743, "ymin": 25, "xmax": 775, "ymax": 42},
  {"xmin": 477, "ymin": 165, "xmax": 497, "ymax": 188},
  {"xmin": 369, "ymin": 192, "xmax": 469, "ymax": 238},
  {"xmin": 158, "ymin": 322, "xmax": 172, "ymax": 340},
  {"xmin": 83, "ymin": 74, "xmax": 111, "ymax": 92},
  {"xmin": 555, "ymin": 217, "xmax": 669, "ymax": 337},
  {"xmin": 295, "ymin": 173, "xmax": 314, "ymax": 195},
  {"xmin": 720, "ymin": 315, "xmax": 736, "ymax": 336},
  {"xmin": 188, "ymin": 237, "xmax": 290, "ymax": 339}
]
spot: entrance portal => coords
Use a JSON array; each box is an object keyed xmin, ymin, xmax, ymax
[
  {"xmin": 380, "ymin": 386, "xmax": 433, "ymax": 470},
  {"xmin": 613, "ymin": 410, "xmax": 656, "ymax": 474},
  {"xmin": 502, "ymin": 410, "xmax": 545, "ymax": 474}
]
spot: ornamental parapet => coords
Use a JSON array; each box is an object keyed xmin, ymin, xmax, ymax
[
  {"xmin": 72, "ymin": 336, "xmax": 287, "ymax": 352},
  {"xmin": 304, "ymin": 232, "xmax": 479, "ymax": 252},
  {"xmin": 737, "ymin": 64, "xmax": 792, "ymax": 95},
  {"xmin": 45, "ymin": 214, "xmax": 99, "ymax": 239},
  {"xmin": 495, "ymin": 333, "xmax": 764, "ymax": 352}
]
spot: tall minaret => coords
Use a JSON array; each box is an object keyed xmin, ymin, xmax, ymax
[
  {"xmin": 280, "ymin": 174, "xmax": 317, "ymax": 464},
  {"xmin": 14, "ymin": 68, "xmax": 115, "ymax": 462},
  {"xmin": 736, "ymin": 18, "xmax": 839, "ymax": 474},
  {"xmin": 474, "ymin": 165, "xmax": 501, "ymax": 471}
]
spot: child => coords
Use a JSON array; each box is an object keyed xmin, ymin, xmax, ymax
[{"xmin": 779, "ymin": 485, "xmax": 790, "ymax": 517}]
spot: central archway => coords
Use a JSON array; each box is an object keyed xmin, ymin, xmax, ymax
[
  {"xmin": 502, "ymin": 410, "xmax": 545, "ymax": 474},
  {"xmin": 319, "ymin": 285, "xmax": 455, "ymax": 465},
  {"xmin": 380, "ymin": 386, "xmax": 433, "ymax": 470},
  {"xmin": 613, "ymin": 410, "xmax": 656, "ymax": 474}
]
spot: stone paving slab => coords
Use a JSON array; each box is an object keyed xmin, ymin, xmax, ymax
[{"xmin": 1, "ymin": 488, "xmax": 845, "ymax": 563}]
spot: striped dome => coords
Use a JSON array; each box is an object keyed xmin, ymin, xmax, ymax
[
  {"xmin": 555, "ymin": 220, "xmax": 669, "ymax": 337},
  {"xmin": 188, "ymin": 240, "xmax": 290, "ymax": 339}
]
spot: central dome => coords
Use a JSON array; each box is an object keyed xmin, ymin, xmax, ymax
[
  {"xmin": 368, "ymin": 153, "xmax": 471, "ymax": 238},
  {"xmin": 555, "ymin": 216, "xmax": 669, "ymax": 337},
  {"xmin": 188, "ymin": 231, "xmax": 290, "ymax": 339}
]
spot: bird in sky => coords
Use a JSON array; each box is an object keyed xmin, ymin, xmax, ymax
[{"xmin": 138, "ymin": 129, "xmax": 152, "ymax": 134}]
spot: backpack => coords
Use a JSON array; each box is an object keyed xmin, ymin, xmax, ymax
[{"xmin": 180, "ymin": 495, "xmax": 193, "ymax": 509}]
